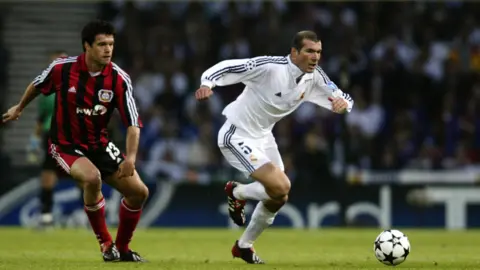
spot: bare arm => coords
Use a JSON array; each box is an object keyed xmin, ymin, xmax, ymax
[
  {"xmin": 18, "ymin": 83, "xmax": 41, "ymax": 111},
  {"xmin": 113, "ymin": 68, "xmax": 142, "ymax": 165},
  {"xmin": 115, "ymin": 78, "xmax": 142, "ymax": 163},
  {"xmin": 3, "ymin": 59, "xmax": 60, "ymax": 123},
  {"xmin": 125, "ymin": 126, "xmax": 140, "ymax": 163},
  {"xmin": 2, "ymin": 83, "xmax": 42, "ymax": 123}
]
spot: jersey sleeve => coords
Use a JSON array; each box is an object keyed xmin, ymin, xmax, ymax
[
  {"xmin": 200, "ymin": 56, "xmax": 275, "ymax": 88},
  {"xmin": 32, "ymin": 58, "xmax": 63, "ymax": 95},
  {"xmin": 114, "ymin": 70, "xmax": 143, "ymax": 128},
  {"xmin": 307, "ymin": 66, "xmax": 354, "ymax": 112}
]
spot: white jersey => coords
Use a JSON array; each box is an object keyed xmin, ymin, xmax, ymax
[{"xmin": 201, "ymin": 55, "xmax": 354, "ymax": 138}]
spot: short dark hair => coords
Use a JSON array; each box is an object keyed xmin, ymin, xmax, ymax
[
  {"xmin": 81, "ymin": 19, "xmax": 115, "ymax": 52},
  {"xmin": 291, "ymin": 30, "xmax": 319, "ymax": 52}
]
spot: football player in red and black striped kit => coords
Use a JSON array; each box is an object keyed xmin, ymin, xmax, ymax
[{"xmin": 3, "ymin": 20, "xmax": 148, "ymax": 262}]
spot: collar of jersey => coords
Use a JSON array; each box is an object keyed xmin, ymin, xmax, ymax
[{"xmin": 286, "ymin": 54, "xmax": 304, "ymax": 79}]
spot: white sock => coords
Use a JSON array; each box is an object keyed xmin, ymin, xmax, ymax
[
  {"xmin": 233, "ymin": 182, "xmax": 271, "ymax": 201},
  {"xmin": 238, "ymin": 201, "xmax": 276, "ymax": 248}
]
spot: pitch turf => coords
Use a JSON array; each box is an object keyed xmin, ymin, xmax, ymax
[{"xmin": 0, "ymin": 227, "xmax": 479, "ymax": 269}]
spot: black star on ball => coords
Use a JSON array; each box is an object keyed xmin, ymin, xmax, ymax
[{"xmin": 383, "ymin": 251, "xmax": 395, "ymax": 265}]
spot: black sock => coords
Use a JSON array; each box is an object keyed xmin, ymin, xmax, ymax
[{"xmin": 40, "ymin": 188, "xmax": 53, "ymax": 214}]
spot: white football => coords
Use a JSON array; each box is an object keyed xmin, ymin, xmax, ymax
[{"xmin": 373, "ymin": 229, "xmax": 411, "ymax": 266}]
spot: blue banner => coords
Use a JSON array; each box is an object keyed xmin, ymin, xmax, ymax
[{"xmin": 1, "ymin": 178, "xmax": 480, "ymax": 229}]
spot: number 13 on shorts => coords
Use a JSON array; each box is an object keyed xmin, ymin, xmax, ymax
[{"xmin": 106, "ymin": 141, "xmax": 123, "ymax": 164}]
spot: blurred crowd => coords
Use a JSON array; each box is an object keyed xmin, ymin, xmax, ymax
[
  {"xmin": 73, "ymin": 2, "xmax": 480, "ymax": 183},
  {"xmin": 96, "ymin": 1, "xmax": 480, "ymax": 184}
]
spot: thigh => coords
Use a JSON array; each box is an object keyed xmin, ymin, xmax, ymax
[
  {"xmin": 104, "ymin": 169, "xmax": 147, "ymax": 199},
  {"xmin": 48, "ymin": 142, "xmax": 84, "ymax": 176},
  {"xmin": 88, "ymin": 141, "xmax": 124, "ymax": 179},
  {"xmin": 217, "ymin": 122, "xmax": 270, "ymax": 178},
  {"xmin": 263, "ymin": 135, "xmax": 284, "ymax": 172}
]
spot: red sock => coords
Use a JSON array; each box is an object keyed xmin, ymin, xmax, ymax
[
  {"xmin": 115, "ymin": 198, "xmax": 142, "ymax": 253},
  {"xmin": 84, "ymin": 197, "xmax": 112, "ymax": 245}
]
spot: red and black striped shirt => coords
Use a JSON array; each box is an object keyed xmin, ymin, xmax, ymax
[{"xmin": 32, "ymin": 53, "xmax": 142, "ymax": 151}]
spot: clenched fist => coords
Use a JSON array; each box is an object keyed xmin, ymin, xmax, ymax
[
  {"xmin": 195, "ymin": 86, "xmax": 214, "ymax": 100},
  {"xmin": 328, "ymin": 97, "xmax": 348, "ymax": 114}
]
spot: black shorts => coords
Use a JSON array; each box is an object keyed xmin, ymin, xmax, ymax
[
  {"xmin": 42, "ymin": 133, "xmax": 57, "ymax": 171},
  {"xmin": 48, "ymin": 140, "xmax": 125, "ymax": 179}
]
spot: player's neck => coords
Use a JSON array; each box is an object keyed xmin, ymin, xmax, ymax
[
  {"xmin": 287, "ymin": 55, "xmax": 304, "ymax": 76},
  {"xmin": 85, "ymin": 55, "xmax": 105, "ymax": 73}
]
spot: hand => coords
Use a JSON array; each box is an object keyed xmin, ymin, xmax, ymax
[
  {"xmin": 118, "ymin": 158, "xmax": 135, "ymax": 178},
  {"xmin": 328, "ymin": 97, "xmax": 348, "ymax": 114},
  {"xmin": 195, "ymin": 86, "xmax": 214, "ymax": 100},
  {"xmin": 2, "ymin": 105, "xmax": 22, "ymax": 123}
]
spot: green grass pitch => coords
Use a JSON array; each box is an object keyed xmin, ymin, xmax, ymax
[{"xmin": 0, "ymin": 227, "xmax": 479, "ymax": 269}]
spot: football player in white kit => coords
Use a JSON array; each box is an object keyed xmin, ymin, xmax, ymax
[{"xmin": 195, "ymin": 31, "xmax": 353, "ymax": 264}]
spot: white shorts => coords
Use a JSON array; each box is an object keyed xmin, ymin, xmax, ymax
[{"xmin": 217, "ymin": 120, "xmax": 284, "ymax": 178}]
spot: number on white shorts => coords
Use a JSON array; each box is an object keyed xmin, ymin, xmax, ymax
[{"xmin": 238, "ymin": 142, "xmax": 252, "ymax": 155}]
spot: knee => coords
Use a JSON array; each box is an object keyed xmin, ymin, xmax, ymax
[
  {"xmin": 82, "ymin": 169, "xmax": 102, "ymax": 189},
  {"xmin": 252, "ymin": 163, "xmax": 291, "ymax": 201},
  {"xmin": 263, "ymin": 194, "xmax": 288, "ymax": 213},
  {"xmin": 137, "ymin": 185, "xmax": 149, "ymax": 203},
  {"xmin": 127, "ymin": 183, "xmax": 149, "ymax": 204},
  {"xmin": 271, "ymin": 194, "xmax": 288, "ymax": 209},
  {"xmin": 268, "ymin": 172, "xmax": 291, "ymax": 200},
  {"xmin": 278, "ymin": 194, "xmax": 289, "ymax": 204}
]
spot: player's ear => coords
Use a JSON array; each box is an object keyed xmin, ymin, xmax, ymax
[{"xmin": 83, "ymin": 41, "xmax": 91, "ymax": 52}]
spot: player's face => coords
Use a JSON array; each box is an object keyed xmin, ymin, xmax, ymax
[
  {"xmin": 294, "ymin": 39, "xmax": 322, "ymax": 73},
  {"xmin": 86, "ymin": 34, "xmax": 114, "ymax": 65}
]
